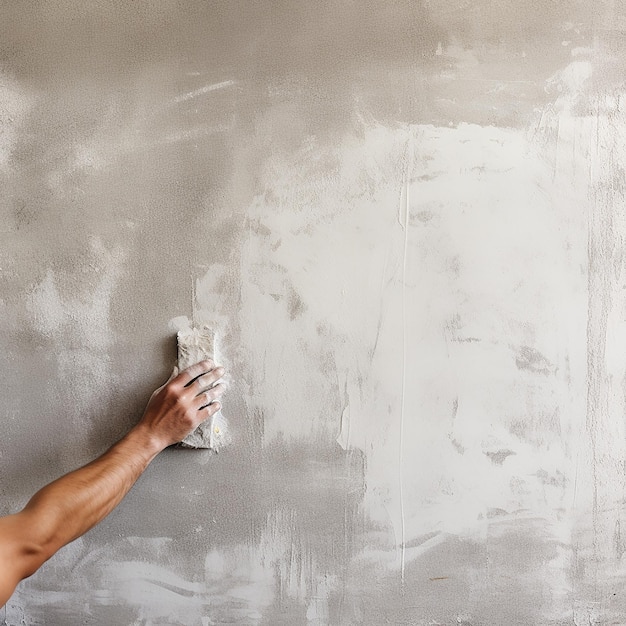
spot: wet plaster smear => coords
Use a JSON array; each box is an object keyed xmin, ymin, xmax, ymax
[{"xmin": 1, "ymin": 1, "xmax": 625, "ymax": 624}]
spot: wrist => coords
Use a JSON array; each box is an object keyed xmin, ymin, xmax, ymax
[{"xmin": 123, "ymin": 424, "xmax": 169, "ymax": 460}]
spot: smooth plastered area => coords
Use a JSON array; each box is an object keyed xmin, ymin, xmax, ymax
[{"xmin": 0, "ymin": 2, "xmax": 624, "ymax": 624}]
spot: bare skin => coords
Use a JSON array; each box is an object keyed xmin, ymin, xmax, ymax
[{"xmin": 0, "ymin": 360, "xmax": 225, "ymax": 608}]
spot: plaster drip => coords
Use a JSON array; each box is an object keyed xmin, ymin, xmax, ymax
[{"xmin": 398, "ymin": 134, "xmax": 411, "ymax": 586}]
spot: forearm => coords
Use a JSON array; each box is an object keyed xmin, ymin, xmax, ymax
[
  {"xmin": 0, "ymin": 359, "xmax": 223, "ymax": 600},
  {"xmin": 21, "ymin": 425, "xmax": 164, "ymax": 561}
]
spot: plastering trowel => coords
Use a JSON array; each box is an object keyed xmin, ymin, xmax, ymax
[{"xmin": 176, "ymin": 326, "xmax": 230, "ymax": 450}]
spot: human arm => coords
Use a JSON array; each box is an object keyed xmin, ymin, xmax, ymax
[{"xmin": 0, "ymin": 360, "xmax": 225, "ymax": 607}]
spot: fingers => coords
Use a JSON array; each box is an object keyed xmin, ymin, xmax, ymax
[
  {"xmin": 176, "ymin": 360, "xmax": 217, "ymax": 388},
  {"xmin": 191, "ymin": 367, "xmax": 225, "ymax": 395},
  {"xmin": 140, "ymin": 359, "xmax": 228, "ymax": 449},
  {"xmin": 195, "ymin": 382, "xmax": 226, "ymax": 410},
  {"xmin": 200, "ymin": 400, "xmax": 222, "ymax": 419},
  {"xmin": 175, "ymin": 360, "xmax": 226, "ymax": 412}
]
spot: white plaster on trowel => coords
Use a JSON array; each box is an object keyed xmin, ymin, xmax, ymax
[
  {"xmin": 170, "ymin": 262, "xmax": 234, "ymax": 450},
  {"xmin": 177, "ymin": 325, "xmax": 230, "ymax": 450}
]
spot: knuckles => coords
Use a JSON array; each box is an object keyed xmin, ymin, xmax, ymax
[
  {"xmin": 167, "ymin": 386, "xmax": 187, "ymax": 404},
  {"xmin": 164, "ymin": 386, "xmax": 181, "ymax": 403}
]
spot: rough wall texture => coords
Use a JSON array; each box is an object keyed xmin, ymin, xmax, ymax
[{"xmin": 0, "ymin": 1, "xmax": 624, "ymax": 624}]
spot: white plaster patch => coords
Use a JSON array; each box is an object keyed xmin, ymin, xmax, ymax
[
  {"xmin": 25, "ymin": 239, "xmax": 126, "ymax": 464},
  {"xmin": 206, "ymin": 98, "xmax": 588, "ymax": 614}
]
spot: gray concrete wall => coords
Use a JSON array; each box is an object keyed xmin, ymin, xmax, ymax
[{"xmin": 0, "ymin": 2, "xmax": 624, "ymax": 624}]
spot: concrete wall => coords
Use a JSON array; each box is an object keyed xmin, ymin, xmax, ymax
[{"xmin": 1, "ymin": 2, "xmax": 624, "ymax": 624}]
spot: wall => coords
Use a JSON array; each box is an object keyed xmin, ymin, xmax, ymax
[{"xmin": 0, "ymin": 2, "xmax": 624, "ymax": 624}]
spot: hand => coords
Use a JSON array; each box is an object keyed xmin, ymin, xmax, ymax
[{"xmin": 137, "ymin": 360, "xmax": 226, "ymax": 450}]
